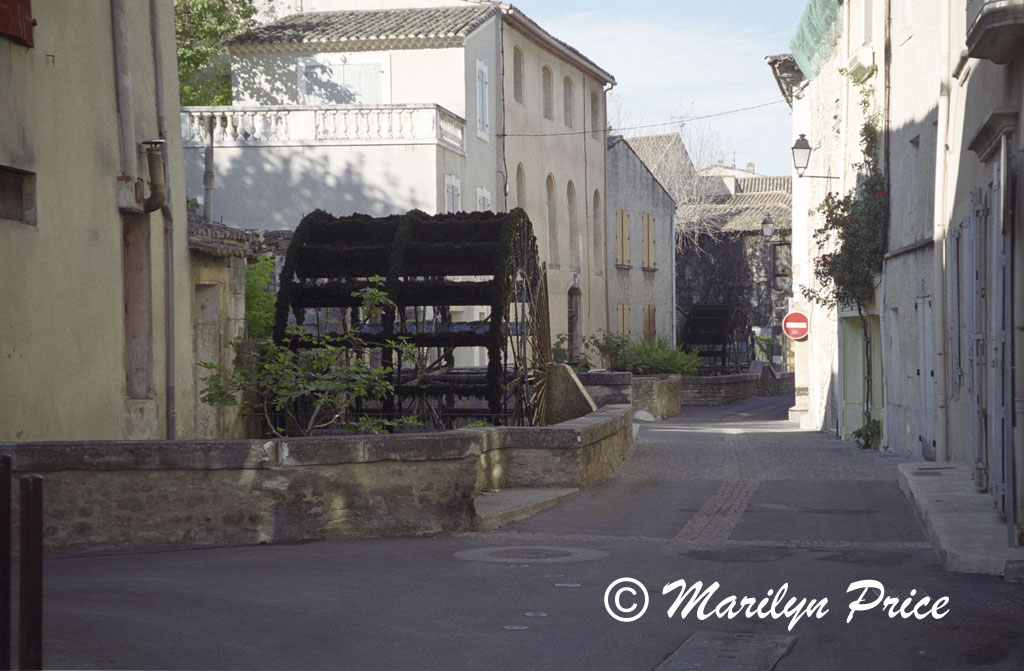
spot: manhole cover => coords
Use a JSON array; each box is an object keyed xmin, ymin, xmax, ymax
[{"xmin": 454, "ymin": 546, "xmax": 608, "ymax": 564}]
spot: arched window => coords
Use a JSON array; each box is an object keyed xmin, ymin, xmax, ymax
[
  {"xmin": 542, "ymin": 66, "xmax": 553, "ymax": 120},
  {"xmin": 546, "ymin": 175, "xmax": 558, "ymax": 266},
  {"xmin": 515, "ymin": 164, "xmax": 526, "ymax": 210},
  {"xmin": 590, "ymin": 92, "xmax": 600, "ymax": 139},
  {"xmin": 513, "ymin": 47, "xmax": 524, "ymax": 104},
  {"xmin": 592, "ymin": 189, "xmax": 603, "ymax": 268},
  {"xmin": 567, "ymin": 181, "xmax": 580, "ymax": 270},
  {"xmin": 563, "ymin": 77, "xmax": 574, "ymax": 128}
]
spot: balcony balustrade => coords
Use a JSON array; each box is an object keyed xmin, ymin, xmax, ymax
[{"xmin": 180, "ymin": 104, "xmax": 466, "ymax": 154}]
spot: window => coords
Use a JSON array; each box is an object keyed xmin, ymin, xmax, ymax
[
  {"xmin": 0, "ymin": 0, "xmax": 33, "ymax": 47},
  {"xmin": 863, "ymin": 0, "xmax": 873, "ymax": 45},
  {"xmin": 513, "ymin": 47, "xmax": 524, "ymax": 104},
  {"xmin": 772, "ymin": 243, "xmax": 792, "ymax": 291},
  {"xmin": 297, "ymin": 54, "xmax": 388, "ymax": 105},
  {"xmin": 616, "ymin": 304, "xmax": 630, "ymax": 336},
  {"xmin": 567, "ymin": 181, "xmax": 580, "ymax": 270},
  {"xmin": 546, "ymin": 175, "xmax": 559, "ymax": 266},
  {"xmin": 643, "ymin": 305, "xmax": 656, "ymax": 343},
  {"xmin": 542, "ymin": 66, "xmax": 553, "ymax": 120},
  {"xmin": 444, "ymin": 174, "xmax": 461, "ymax": 213},
  {"xmin": 476, "ymin": 59, "xmax": 489, "ymax": 140},
  {"xmin": 515, "ymin": 164, "xmax": 526, "ymax": 209},
  {"xmin": 590, "ymin": 92, "xmax": 600, "ymax": 139},
  {"xmin": 476, "ymin": 186, "xmax": 492, "ymax": 212},
  {"xmin": 615, "ymin": 210, "xmax": 630, "ymax": 266},
  {"xmin": 0, "ymin": 166, "xmax": 36, "ymax": 226},
  {"xmin": 642, "ymin": 213, "xmax": 656, "ymax": 269},
  {"xmin": 592, "ymin": 190, "xmax": 602, "ymax": 270},
  {"xmin": 563, "ymin": 77, "xmax": 574, "ymax": 128}
]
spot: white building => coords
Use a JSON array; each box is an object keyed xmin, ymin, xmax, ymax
[
  {"xmin": 183, "ymin": 1, "xmax": 615, "ymax": 352},
  {"xmin": 780, "ymin": 0, "xmax": 1024, "ymax": 544}
]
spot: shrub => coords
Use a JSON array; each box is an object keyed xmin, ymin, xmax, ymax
[{"xmin": 575, "ymin": 331, "xmax": 699, "ymax": 376}]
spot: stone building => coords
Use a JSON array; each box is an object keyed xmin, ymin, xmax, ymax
[
  {"xmin": 780, "ymin": 0, "xmax": 1024, "ymax": 544},
  {"xmin": 604, "ymin": 135, "xmax": 677, "ymax": 350},
  {"xmin": 674, "ymin": 176, "xmax": 793, "ymax": 366},
  {"xmin": 0, "ymin": 1, "xmax": 195, "ymax": 441}
]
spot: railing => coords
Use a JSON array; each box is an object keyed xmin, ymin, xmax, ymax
[{"xmin": 180, "ymin": 104, "xmax": 466, "ymax": 154}]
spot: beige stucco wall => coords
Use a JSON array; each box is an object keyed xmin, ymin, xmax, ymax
[
  {"xmin": 0, "ymin": 1, "xmax": 194, "ymax": 442},
  {"xmin": 501, "ymin": 22, "xmax": 610, "ymax": 344}
]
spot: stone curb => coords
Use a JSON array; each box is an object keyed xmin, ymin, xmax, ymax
[
  {"xmin": 473, "ymin": 487, "xmax": 579, "ymax": 531},
  {"xmin": 897, "ymin": 462, "xmax": 1024, "ymax": 576}
]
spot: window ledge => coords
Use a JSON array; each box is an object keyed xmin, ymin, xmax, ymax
[
  {"xmin": 642, "ymin": 266, "xmax": 657, "ymax": 272},
  {"xmin": 615, "ymin": 264, "xmax": 632, "ymax": 270}
]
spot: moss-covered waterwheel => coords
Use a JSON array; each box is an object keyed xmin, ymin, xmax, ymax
[{"xmin": 273, "ymin": 208, "xmax": 549, "ymax": 428}]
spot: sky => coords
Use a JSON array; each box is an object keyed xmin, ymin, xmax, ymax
[{"xmin": 505, "ymin": 1, "xmax": 809, "ymax": 176}]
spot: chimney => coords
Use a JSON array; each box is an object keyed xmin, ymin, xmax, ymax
[{"xmin": 746, "ymin": 162, "xmax": 755, "ymax": 173}]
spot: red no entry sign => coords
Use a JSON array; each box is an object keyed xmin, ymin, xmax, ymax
[{"xmin": 782, "ymin": 311, "xmax": 810, "ymax": 340}]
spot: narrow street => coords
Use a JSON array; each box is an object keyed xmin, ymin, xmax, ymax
[{"xmin": 44, "ymin": 396, "xmax": 1023, "ymax": 670}]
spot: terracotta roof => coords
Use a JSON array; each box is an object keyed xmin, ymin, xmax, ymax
[
  {"xmin": 229, "ymin": 5, "xmax": 498, "ymax": 48},
  {"xmin": 677, "ymin": 176, "xmax": 792, "ymax": 234}
]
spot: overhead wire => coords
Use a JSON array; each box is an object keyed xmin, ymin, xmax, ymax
[{"xmin": 498, "ymin": 99, "xmax": 785, "ymax": 138}]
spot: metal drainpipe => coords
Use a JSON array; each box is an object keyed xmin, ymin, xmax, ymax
[
  {"xmin": 111, "ymin": 0, "xmax": 136, "ymax": 181},
  {"xmin": 603, "ymin": 82, "xmax": 614, "ymax": 336},
  {"xmin": 931, "ymin": 0, "xmax": 951, "ymax": 462},
  {"xmin": 150, "ymin": 0, "xmax": 176, "ymax": 439}
]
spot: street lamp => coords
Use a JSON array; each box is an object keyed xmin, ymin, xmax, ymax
[
  {"xmin": 791, "ymin": 134, "xmax": 838, "ymax": 180},
  {"xmin": 761, "ymin": 213, "xmax": 775, "ymax": 239}
]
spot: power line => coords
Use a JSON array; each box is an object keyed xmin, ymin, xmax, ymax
[{"xmin": 498, "ymin": 99, "xmax": 785, "ymax": 139}]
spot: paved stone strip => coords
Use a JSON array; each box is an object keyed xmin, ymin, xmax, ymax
[
  {"xmin": 672, "ymin": 479, "xmax": 761, "ymax": 545},
  {"xmin": 656, "ymin": 632, "xmax": 797, "ymax": 671}
]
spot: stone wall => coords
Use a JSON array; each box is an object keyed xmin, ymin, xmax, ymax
[
  {"xmin": 0, "ymin": 405, "xmax": 632, "ymax": 552},
  {"xmin": 680, "ymin": 367, "xmax": 795, "ymax": 406},
  {"xmin": 576, "ymin": 370, "xmax": 632, "ymax": 407}
]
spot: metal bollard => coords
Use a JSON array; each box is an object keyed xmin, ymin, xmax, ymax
[
  {"xmin": 0, "ymin": 456, "xmax": 9, "ymax": 671},
  {"xmin": 18, "ymin": 476, "xmax": 41, "ymax": 671}
]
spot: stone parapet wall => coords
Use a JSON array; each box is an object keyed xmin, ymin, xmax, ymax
[
  {"xmin": 576, "ymin": 370, "xmax": 632, "ymax": 407},
  {"xmin": 0, "ymin": 406, "xmax": 632, "ymax": 552},
  {"xmin": 680, "ymin": 368, "xmax": 796, "ymax": 406},
  {"xmin": 631, "ymin": 375, "xmax": 683, "ymax": 419}
]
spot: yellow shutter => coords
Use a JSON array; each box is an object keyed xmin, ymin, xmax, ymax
[{"xmin": 616, "ymin": 303, "xmax": 631, "ymax": 335}]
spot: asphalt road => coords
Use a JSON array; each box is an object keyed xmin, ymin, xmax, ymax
[{"xmin": 39, "ymin": 396, "xmax": 1024, "ymax": 670}]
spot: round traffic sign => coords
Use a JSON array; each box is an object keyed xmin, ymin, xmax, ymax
[{"xmin": 782, "ymin": 311, "xmax": 810, "ymax": 340}]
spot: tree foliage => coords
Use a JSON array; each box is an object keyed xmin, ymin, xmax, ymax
[
  {"xmin": 200, "ymin": 277, "xmax": 419, "ymax": 437},
  {"xmin": 174, "ymin": 0, "xmax": 257, "ymax": 106},
  {"xmin": 244, "ymin": 256, "xmax": 276, "ymax": 341}
]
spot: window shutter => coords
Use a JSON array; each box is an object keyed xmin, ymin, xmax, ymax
[
  {"xmin": 0, "ymin": 0, "xmax": 33, "ymax": 47},
  {"xmin": 618, "ymin": 213, "xmax": 626, "ymax": 264},
  {"xmin": 644, "ymin": 305, "xmax": 656, "ymax": 342}
]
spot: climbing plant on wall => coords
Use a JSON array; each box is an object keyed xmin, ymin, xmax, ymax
[{"xmin": 802, "ymin": 66, "xmax": 888, "ymax": 433}]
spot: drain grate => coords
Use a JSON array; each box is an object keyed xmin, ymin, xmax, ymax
[{"xmin": 656, "ymin": 632, "xmax": 796, "ymax": 671}]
